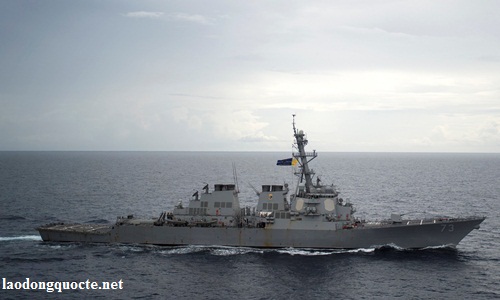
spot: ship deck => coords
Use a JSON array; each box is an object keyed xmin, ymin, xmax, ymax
[
  {"xmin": 362, "ymin": 216, "xmax": 484, "ymax": 228},
  {"xmin": 38, "ymin": 223, "xmax": 112, "ymax": 235}
]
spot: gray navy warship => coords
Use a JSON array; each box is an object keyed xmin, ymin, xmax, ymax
[{"xmin": 38, "ymin": 116, "xmax": 485, "ymax": 249}]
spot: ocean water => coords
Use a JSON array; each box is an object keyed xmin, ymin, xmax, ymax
[{"xmin": 0, "ymin": 151, "xmax": 499, "ymax": 299}]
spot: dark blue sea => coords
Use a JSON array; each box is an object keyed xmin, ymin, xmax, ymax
[{"xmin": 1, "ymin": 152, "xmax": 499, "ymax": 299}]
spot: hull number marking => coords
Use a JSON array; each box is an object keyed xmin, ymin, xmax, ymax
[{"xmin": 441, "ymin": 224, "xmax": 454, "ymax": 232}]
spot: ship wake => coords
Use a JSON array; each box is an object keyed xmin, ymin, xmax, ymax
[{"xmin": 0, "ymin": 235, "xmax": 42, "ymax": 242}]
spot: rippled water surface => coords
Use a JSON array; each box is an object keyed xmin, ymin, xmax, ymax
[{"xmin": 1, "ymin": 152, "xmax": 499, "ymax": 299}]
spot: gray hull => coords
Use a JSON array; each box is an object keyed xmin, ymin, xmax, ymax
[{"xmin": 38, "ymin": 217, "xmax": 484, "ymax": 249}]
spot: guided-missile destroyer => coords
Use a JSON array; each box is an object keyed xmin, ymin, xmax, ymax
[{"xmin": 38, "ymin": 116, "xmax": 485, "ymax": 249}]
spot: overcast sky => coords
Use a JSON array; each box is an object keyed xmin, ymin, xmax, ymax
[{"xmin": 1, "ymin": 1, "xmax": 499, "ymax": 152}]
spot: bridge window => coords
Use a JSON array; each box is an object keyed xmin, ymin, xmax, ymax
[{"xmin": 272, "ymin": 185, "xmax": 283, "ymax": 191}]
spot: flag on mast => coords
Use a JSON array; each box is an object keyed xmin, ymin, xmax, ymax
[{"xmin": 276, "ymin": 158, "xmax": 298, "ymax": 166}]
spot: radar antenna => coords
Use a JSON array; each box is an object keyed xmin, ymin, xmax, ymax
[{"xmin": 292, "ymin": 115, "xmax": 317, "ymax": 194}]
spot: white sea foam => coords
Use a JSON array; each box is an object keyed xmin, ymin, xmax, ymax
[
  {"xmin": 275, "ymin": 248, "xmax": 335, "ymax": 256},
  {"xmin": 0, "ymin": 235, "xmax": 42, "ymax": 241},
  {"xmin": 158, "ymin": 245, "xmax": 211, "ymax": 255},
  {"xmin": 118, "ymin": 245, "xmax": 146, "ymax": 253},
  {"xmin": 44, "ymin": 244, "xmax": 78, "ymax": 250},
  {"xmin": 275, "ymin": 247, "xmax": 376, "ymax": 255},
  {"xmin": 210, "ymin": 246, "xmax": 263, "ymax": 256},
  {"xmin": 372, "ymin": 243, "xmax": 406, "ymax": 251},
  {"xmin": 422, "ymin": 244, "xmax": 456, "ymax": 250},
  {"xmin": 346, "ymin": 248, "xmax": 376, "ymax": 253},
  {"xmin": 155, "ymin": 245, "xmax": 377, "ymax": 256}
]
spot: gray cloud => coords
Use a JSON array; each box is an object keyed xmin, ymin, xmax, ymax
[
  {"xmin": 1, "ymin": 1, "xmax": 499, "ymax": 152},
  {"xmin": 124, "ymin": 11, "xmax": 164, "ymax": 18}
]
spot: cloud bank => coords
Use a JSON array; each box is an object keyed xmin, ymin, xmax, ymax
[{"xmin": 0, "ymin": 1, "xmax": 499, "ymax": 152}]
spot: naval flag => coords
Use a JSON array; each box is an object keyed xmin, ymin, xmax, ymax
[{"xmin": 276, "ymin": 158, "xmax": 298, "ymax": 166}]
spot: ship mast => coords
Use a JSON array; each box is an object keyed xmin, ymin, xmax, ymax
[{"xmin": 292, "ymin": 115, "xmax": 317, "ymax": 194}]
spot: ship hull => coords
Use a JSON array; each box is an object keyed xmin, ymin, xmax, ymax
[{"xmin": 38, "ymin": 217, "xmax": 484, "ymax": 249}]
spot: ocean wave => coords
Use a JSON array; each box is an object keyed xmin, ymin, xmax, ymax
[
  {"xmin": 422, "ymin": 244, "xmax": 456, "ymax": 250},
  {"xmin": 2, "ymin": 256, "xmax": 66, "ymax": 263},
  {"xmin": 152, "ymin": 245, "xmax": 376, "ymax": 256},
  {"xmin": 37, "ymin": 243, "xmax": 80, "ymax": 250},
  {"xmin": 372, "ymin": 243, "xmax": 406, "ymax": 251},
  {"xmin": 117, "ymin": 245, "xmax": 149, "ymax": 253},
  {"xmin": 275, "ymin": 248, "xmax": 339, "ymax": 256},
  {"xmin": 0, "ymin": 214, "xmax": 26, "ymax": 221},
  {"xmin": 0, "ymin": 235, "xmax": 42, "ymax": 242},
  {"xmin": 157, "ymin": 246, "xmax": 207, "ymax": 255},
  {"xmin": 210, "ymin": 246, "xmax": 264, "ymax": 256},
  {"xmin": 71, "ymin": 242, "xmax": 464, "ymax": 257},
  {"xmin": 274, "ymin": 247, "xmax": 376, "ymax": 256},
  {"xmin": 157, "ymin": 245, "xmax": 260, "ymax": 256},
  {"xmin": 371, "ymin": 243, "xmax": 458, "ymax": 253},
  {"xmin": 346, "ymin": 248, "xmax": 376, "ymax": 253},
  {"xmin": 116, "ymin": 239, "xmax": 470, "ymax": 257}
]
